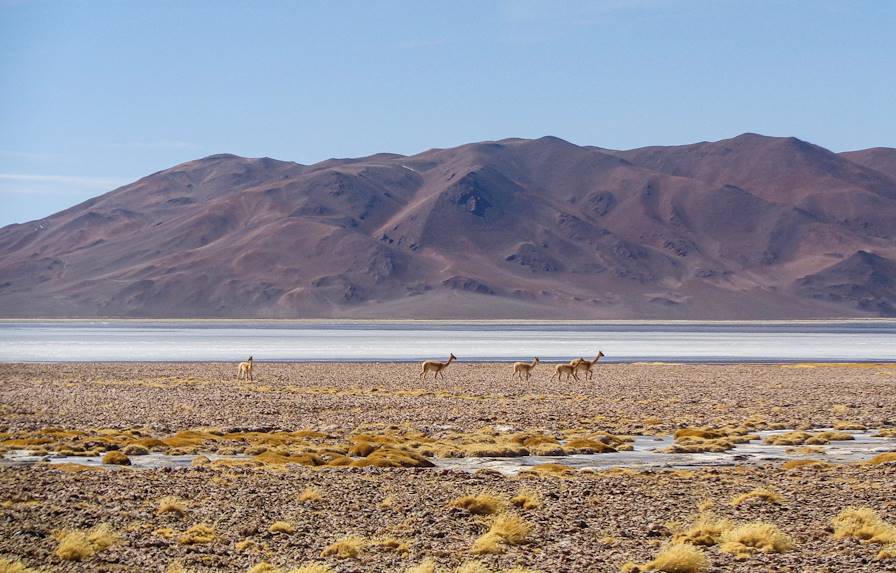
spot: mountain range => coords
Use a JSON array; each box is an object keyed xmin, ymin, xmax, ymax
[{"xmin": 1, "ymin": 133, "xmax": 895, "ymax": 319}]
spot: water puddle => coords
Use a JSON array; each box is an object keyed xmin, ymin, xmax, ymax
[
  {"xmin": 2, "ymin": 429, "xmax": 893, "ymax": 474},
  {"xmin": 0, "ymin": 451, "xmax": 249, "ymax": 469},
  {"xmin": 433, "ymin": 429, "xmax": 896, "ymax": 475}
]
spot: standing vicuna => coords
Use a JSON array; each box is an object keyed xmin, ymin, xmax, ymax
[
  {"xmin": 551, "ymin": 362, "xmax": 579, "ymax": 382},
  {"xmin": 573, "ymin": 350, "xmax": 605, "ymax": 380},
  {"xmin": 512, "ymin": 357, "xmax": 540, "ymax": 381},
  {"xmin": 237, "ymin": 356, "xmax": 254, "ymax": 381},
  {"xmin": 420, "ymin": 353, "xmax": 456, "ymax": 380}
]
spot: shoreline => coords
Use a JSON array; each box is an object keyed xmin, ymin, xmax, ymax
[
  {"xmin": 4, "ymin": 359, "xmax": 896, "ymax": 365},
  {"xmin": 2, "ymin": 317, "xmax": 896, "ymax": 325}
]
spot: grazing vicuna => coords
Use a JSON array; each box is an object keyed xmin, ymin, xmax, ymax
[
  {"xmin": 420, "ymin": 353, "xmax": 456, "ymax": 380},
  {"xmin": 551, "ymin": 362, "xmax": 579, "ymax": 382},
  {"xmin": 573, "ymin": 350, "xmax": 605, "ymax": 380},
  {"xmin": 237, "ymin": 356, "xmax": 254, "ymax": 381},
  {"xmin": 512, "ymin": 357, "xmax": 540, "ymax": 381}
]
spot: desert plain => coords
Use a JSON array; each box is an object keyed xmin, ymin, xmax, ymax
[{"xmin": 1, "ymin": 361, "xmax": 895, "ymax": 573}]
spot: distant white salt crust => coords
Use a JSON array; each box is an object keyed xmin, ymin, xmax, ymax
[{"xmin": 0, "ymin": 320, "xmax": 895, "ymax": 363}]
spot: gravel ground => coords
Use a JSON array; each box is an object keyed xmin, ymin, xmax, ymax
[
  {"xmin": 1, "ymin": 362, "xmax": 896, "ymax": 572},
  {"xmin": 2, "ymin": 362, "xmax": 895, "ymax": 433}
]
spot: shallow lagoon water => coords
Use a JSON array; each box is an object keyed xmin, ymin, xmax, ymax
[
  {"xmin": 0, "ymin": 451, "xmax": 248, "ymax": 469},
  {"xmin": 434, "ymin": 429, "xmax": 896, "ymax": 475},
  {"xmin": 1, "ymin": 320, "xmax": 895, "ymax": 362},
  {"xmin": 3, "ymin": 429, "xmax": 893, "ymax": 473}
]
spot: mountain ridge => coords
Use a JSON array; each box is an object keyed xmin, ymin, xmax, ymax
[{"xmin": 1, "ymin": 133, "xmax": 895, "ymax": 319}]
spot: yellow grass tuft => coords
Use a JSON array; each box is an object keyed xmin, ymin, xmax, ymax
[
  {"xmin": 511, "ymin": 489, "xmax": 542, "ymax": 510},
  {"xmin": 269, "ymin": 520, "xmax": 296, "ymax": 534},
  {"xmin": 456, "ymin": 562, "xmax": 543, "ymax": 573},
  {"xmin": 291, "ymin": 564, "xmax": 336, "ymax": 573},
  {"xmin": 101, "ymin": 450, "xmax": 131, "ymax": 465},
  {"xmin": 673, "ymin": 428, "xmax": 725, "ymax": 440},
  {"xmin": 472, "ymin": 513, "xmax": 532, "ymax": 554},
  {"xmin": 665, "ymin": 426, "xmax": 757, "ymax": 453},
  {"xmin": 624, "ymin": 543, "xmax": 709, "ymax": 573},
  {"xmin": 450, "ymin": 492, "xmax": 504, "ymax": 515},
  {"xmin": 831, "ymin": 404, "xmax": 850, "ymax": 415},
  {"xmin": 350, "ymin": 446, "xmax": 434, "ymax": 468},
  {"xmin": 178, "ymin": 523, "xmax": 215, "ymax": 545},
  {"xmin": 246, "ymin": 564, "xmax": 336, "ymax": 573},
  {"xmin": 664, "ymin": 438, "xmax": 734, "ymax": 453},
  {"xmin": 0, "ymin": 557, "xmax": 47, "ymax": 573},
  {"xmin": 879, "ymin": 545, "xmax": 896, "ymax": 560},
  {"xmin": 719, "ymin": 522, "xmax": 793, "ymax": 559},
  {"xmin": 405, "ymin": 559, "xmax": 438, "ymax": 573},
  {"xmin": 374, "ymin": 537, "xmax": 410, "ymax": 554},
  {"xmin": 253, "ymin": 450, "xmax": 320, "ymax": 466},
  {"xmin": 235, "ymin": 538, "xmax": 256, "ymax": 552},
  {"xmin": 651, "ymin": 543, "xmax": 708, "ymax": 572},
  {"xmin": 781, "ymin": 459, "xmax": 828, "ymax": 470},
  {"xmin": 523, "ymin": 463, "xmax": 573, "ymax": 476},
  {"xmin": 867, "ymin": 452, "xmax": 896, "ymax": 466},
  {"xmin": 487, "ymin": 513, "xmax": 532, "ymax": 545},
  {"xmin": 157, "ymin": 496, "xmax": 187, "ymax": 516},
  {"xmin": 832, "ymin": 507, "xmax": 896, "ymax": 545},
  {"xmin": 672, "ymin": 513, "xmax": 733, "ymax": 546},
  {"xmin": 54, "ymin": 523, "xmax": 120, "ymax": 561},
  {"xmin": 562, "ymin": 437, "xmax": 616, "ymax": 454},
  {"xmin": 785, "ymin": 445, "xmax": 825, "ymax": 455},
  {"xmin": 122, "ymin": 444, "xmax": 150, "ymax": 455},
  {"xmin": 456, "ymin": 562, "xmax": 490, "ymax": 573},
  {"xmin": 696, "ymin": 499, "xmax": 714, "ymax": 513},
  {"xmin": 730, "ymin": 488, "xmax": 785, "ymax": 507},
  {"xmin": 321, "ymin": 535, "xmax": 365, "ymax": 559},
  {"xmin": 765, "ymin": 430, "xmax": 853, "ymax": 446},
  {"xmin": 348, "ymin": 440, "xmax": 380, "ymax": 457},
  {"xmin": 49, "ymin": 462, "xmax": 101, "ymax": 473},
  {"xmin": 299, "ymin": 487, "xmax": 322, "ymax": 503}
]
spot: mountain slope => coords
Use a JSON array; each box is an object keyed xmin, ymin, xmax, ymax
[
  {"xmin": 1, "ymin": 134, "xmax": 895, "ymax": 318},
  {"xmin": 840, "ymin": 147, "xmax": 896, "ymax": 180},
  {"xmin": 792, "ymin": 251, "xmax": 896, "ymax": 316}
]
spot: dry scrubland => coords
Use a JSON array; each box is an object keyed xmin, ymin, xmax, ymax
[{"xmin": 0, "ymin": 362, "xmax": 895, "ymax": 572}]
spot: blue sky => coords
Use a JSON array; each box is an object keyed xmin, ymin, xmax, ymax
[{"xmin": 1, "ymin": 0, "xmax": 894, "ymax": 226}]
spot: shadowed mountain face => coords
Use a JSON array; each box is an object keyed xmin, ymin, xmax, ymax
[{"xmin": 1, "ymin": 134, "xmax": 895, "ymax": 318}]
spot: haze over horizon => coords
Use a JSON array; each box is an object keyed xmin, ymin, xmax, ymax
[{"xmin": 2, "ymin": 0, "xmax": 895, "ymax": 226}]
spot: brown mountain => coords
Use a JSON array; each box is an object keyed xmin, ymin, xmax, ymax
[
  {"xmin": 840, "ymin": 147, "xmax": 896, "ymax": 180},
  {"xmin": 1, "ymin": 134, "xmax": 895, "ymax": 318}
]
